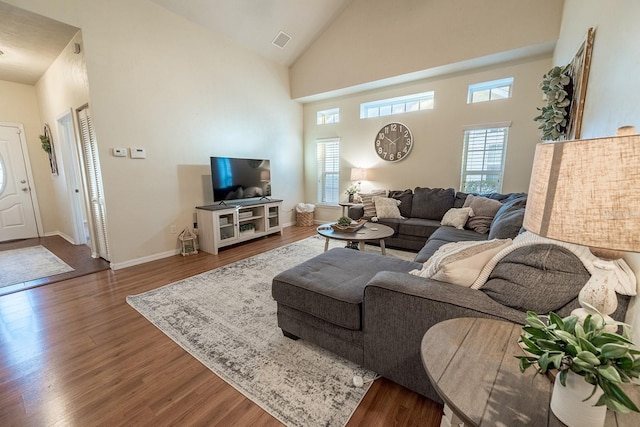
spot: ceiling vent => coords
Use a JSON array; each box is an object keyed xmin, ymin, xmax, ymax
[{"xmin": 272, "ymin": 31, "xmax": 291, "ymax": 49}]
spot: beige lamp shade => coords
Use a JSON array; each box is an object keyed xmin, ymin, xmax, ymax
[
  {"xmin": 524, "ymin": 133, "xmax": 640, "ymax": 253},
  {"xmin": 350, "ymin": 168, "xmax": 368, "ymax": 182},
  {"xmin": 260, "ymin": 170, "xmax": 271, "ymax": 181}
]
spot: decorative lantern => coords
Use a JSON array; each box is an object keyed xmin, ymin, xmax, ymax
[{"xmin": 178, "ymin": 228, "xmax": 198, "ymax": 256}]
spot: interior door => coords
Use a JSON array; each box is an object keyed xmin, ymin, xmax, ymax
[{"xmin": 0, "ymin": 124, "xmax": 39, "ymax": 241}]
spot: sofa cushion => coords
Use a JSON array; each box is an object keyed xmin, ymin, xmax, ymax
[
  {"xmin": 414, "ymin": 226, "xmax": 487, "ymax": 263},
  {"xmin": 271, "ymin": 247, "xmax": 421, "ymax": 330},
  {"xmin": 410, "ymin": 239, "xmax": 512, "ymax": 287},
  {"xmin": 389, "ymin": 189, "xmax": 413, "ymax": 218},
  {"xmin": 373, "ymin": 196, "xmax": 402, "ymax": 219},
  {"xmin": 488, "ymin": 195, "xmax": 527, "ymax": 240},
  {"xmin": 463, "ymin": 195, "xmax": 503, "ymax": 234},
  {"xmin": 480, "ymin": 244, "xmax": 590, "ymax": 313},
  {"xmin": 411, "ymin": 187, "xmax": 455, "ymax": 220},
  {"xmin": 440, "ymin": 207, "xmax": 474, "ymax": 230},
  {"xmin": 397, "ymin": 218, "xmax": 441, "ymax": 238}
]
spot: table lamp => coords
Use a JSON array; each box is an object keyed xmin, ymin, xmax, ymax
[
  {"xmin": 350, "ymin": 168, "xmax": 368, "ymax": 192},
  {"xmin": 523, "ymin": 126, "xmax": 639, "ymax": 321}
]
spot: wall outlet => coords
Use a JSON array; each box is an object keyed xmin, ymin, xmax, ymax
[{"xmin": 170, "ymin": 224, "xmax": 176, "ymax": 234}]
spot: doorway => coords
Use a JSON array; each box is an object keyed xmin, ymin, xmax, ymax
[
  {"xmin": 57, "ymin": 111, "xmax": 89, "ymax": 246},
  {"xmin": 0, "ymin": 123, "xmax": 41, "ymax": 242}
]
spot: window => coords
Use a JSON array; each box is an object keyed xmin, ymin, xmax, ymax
[
  {"xmin": 460, "ymin": 125, "xmax": 509, "ymax": 193},
  {"xmin": 317, "ymin": 108, "xmax": 340, "ymax": 125},
  {"xmin": 316, "ymin": 138, "xmax": 340, "ymax": 205},
  {"xmin": 467, "ymin": 78, "xmax": 514, "ymax": 104},
  {"xmin": 360, "ymin": 92, "xmax": 434, "ymax": 119}
]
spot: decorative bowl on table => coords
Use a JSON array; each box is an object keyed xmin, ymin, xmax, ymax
[{"xmin": 331, "ymin": 219, "xmax": 367, "ymax": 232}]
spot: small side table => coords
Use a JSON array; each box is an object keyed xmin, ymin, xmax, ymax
[
  {"xmin": 338, "ymin": 202, "xmax": 356, "ymax": 217},
  {"xmin": 421, "ymin": 317, "xmax": 640, "ymax": 426}
]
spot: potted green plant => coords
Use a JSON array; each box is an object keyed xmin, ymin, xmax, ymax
[
  {"xmin": 517, "ymin": 311, "xmax": 640, "ymax": 426},
  {"xmin": 533, "ymin": 64, "xmax": 573, "ymax": 141}
]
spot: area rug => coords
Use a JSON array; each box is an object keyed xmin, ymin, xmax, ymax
[
  {"xmin": 127, "ymin": 236, "xmax": 415, "ymax": 427},
  {"xmin": 0, "ymin": 245, "xmax": 75, "ymax": 288}
]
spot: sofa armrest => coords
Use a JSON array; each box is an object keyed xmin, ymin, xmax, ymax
[
  {"xmin": 362, "ymin": 271, "xmax": 526, "ymax": 401},
  {"xmin": 348, "ymin": 204, "xmax": 364, "ymax": 220}
]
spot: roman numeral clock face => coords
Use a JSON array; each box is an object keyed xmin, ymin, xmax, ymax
[{"xmin": 374, "ymin": 122, "xmax": 413, "ymax": 161}]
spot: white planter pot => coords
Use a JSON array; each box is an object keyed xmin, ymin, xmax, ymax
[{"xmin": 550, "ymin": 372, "xmax": 606, "ymax": 427}]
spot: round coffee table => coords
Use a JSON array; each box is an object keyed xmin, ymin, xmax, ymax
[{"xmin": 316, "ymin": 222, "xmax": 394, "ymax": 254}]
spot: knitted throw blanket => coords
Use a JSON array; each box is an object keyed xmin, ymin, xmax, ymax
[{"xmin": 470, "ymin": 231, "xmax": 637, "ymax": 296}]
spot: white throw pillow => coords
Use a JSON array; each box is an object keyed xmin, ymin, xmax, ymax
[
  {"xmin": 441, "ymin": 207, "xmax": 474, "ymax": 229},
  {"xmin": 409, "ymin": 239, "xmax": 512, "ymax": 287},
  {"xmin": 373, "ymin": 196, "xmax": 402, "ymax": 219}
]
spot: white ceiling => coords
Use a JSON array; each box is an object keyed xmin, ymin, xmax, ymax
[
  {"xmin": 0, "ymin": 0, "xmax": 352, "ymax": 86},
  {"xmin": 0, "ymin": 1, "xmax": 79, "ymax": 85},
  {"xmin": 151, "ymin": 0, "xmax": 353, "ymax": 66}
]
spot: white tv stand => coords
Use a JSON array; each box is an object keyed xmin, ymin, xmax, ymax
[{"xmin": 196, "ymin": 198, "xmax": 282, "ymax": 255}]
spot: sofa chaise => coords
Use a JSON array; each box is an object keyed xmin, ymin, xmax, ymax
[{"xmin": 271, "ymin": 190, "xmax": 631, "ymax": 402}]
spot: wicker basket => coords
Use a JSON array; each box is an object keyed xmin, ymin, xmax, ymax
[{"xmin": 296, "ymin": 211, "xmax": 314, "ymax": 227}]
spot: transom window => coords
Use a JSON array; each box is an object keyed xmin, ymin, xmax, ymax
[
  {"xmin": 460, "ymin": 124, "xmax": 510, "ymax": 193},
  {"xmin": 467, "ymin": 78, "xmax": 514, "ymax": 104},
  {"xmin": 317, "ymin": 108, "xmax": 340, "ymax": 125},
  {"xmin": 316, "ymin": 138, "xmax": 340, "ymax": 205},
  {"xmin": 360, "ymin": 91, "xmax": 434, "ymax": 119}
]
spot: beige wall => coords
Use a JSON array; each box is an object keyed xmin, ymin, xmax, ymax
[
  {"xmin": 35, "ymin": 31, "xmax": 89, "ymax": 241},
  {"xmin": 0, "ymin": 80, "xmax": 52, "ymax": 233},
  {"xmin": 554, "ymin": 0, "xmax": 640, "ymax": 344},
  {"xmin": 304, "ymin": 55, "xmax": 551, "ymax": 222},
  {"xmin": 291, "ymin": 0, "xmax": 563, "ymax": 100},
  {"xmin": 7, "ymin": 0, "xmax": 304, "ymax": 268}
]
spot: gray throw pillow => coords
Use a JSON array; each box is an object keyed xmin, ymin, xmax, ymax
[
  {"xmin": 463, "ymin": 195, "xmax": 503, "ymax": 234},
  {"xmin": 389, "ymin": 189, "xmax": 413, "ymax": 218},
  {"xmin": 480, "ymin": 244, "xmax": 590, "ymax": 313},
  {"xmin": 488, "ymin": 195, "xmax": 527, "ymax": 240},
  {"xmin": 410, "ymin": 187, "xmax": 455, "ymax": 220}
]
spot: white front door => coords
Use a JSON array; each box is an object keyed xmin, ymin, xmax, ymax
[{"xmin": 0, "ymin": 124, "xmax": 39, "ymax": 241}]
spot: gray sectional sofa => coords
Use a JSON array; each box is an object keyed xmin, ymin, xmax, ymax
[{"xmin": 271, "ymin": 188, "xmax": 630, "ymax": 403}]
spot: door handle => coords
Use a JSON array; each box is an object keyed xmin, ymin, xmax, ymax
[{"xmin": 22, "ymin": 187, "xmax": 29, "ymax": 192}]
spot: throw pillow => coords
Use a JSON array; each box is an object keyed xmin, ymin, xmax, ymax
[
  {"xmin": 409, "ymin": 239, "xmax": 512, "ymax": 287},
  {"xmin": 488, "ymin": 195, "xmax": 527, "ymax": 240},
  {"xmin": 360, "ymin": 190, "xmax": 387, "ymax": 218},
  {"xmin": 480, "ymin": 244, "xmax": 590, "ymax": 314},
  {"xmin": 463, "ymin": 195, "xmax": 503, "ymax": 234},
  {"xmin": 410, "ymin": 187, "xmax": 456, "ymax": 220},
  {"xmin": 440, "ymin": 207, "xmax": 474, "ymax": 229},
  {"xmin": 389, "ymin": 189, "xmax": 413, "ymax": 218},
  {"xmin": 373, "ymin": 196, "xmax": 402, "ymax": 219}
]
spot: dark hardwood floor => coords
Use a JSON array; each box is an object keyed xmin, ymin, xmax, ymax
[
  {"xmin": 0, "ymin": 235, "xmax": 110, "ymax": 296},
  {"xmin": 0, "ymin": 226, "xmax": 442, "ymax": 426}
]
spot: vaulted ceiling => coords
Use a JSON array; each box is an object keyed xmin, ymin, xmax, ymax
[{"xmin": 0, "ymin": 0, "xmax": 352, "ymax": 85}]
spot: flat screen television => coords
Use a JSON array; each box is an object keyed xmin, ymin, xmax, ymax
[{"xmin": 210, "ymin": 157, "xmax": 271, "ymax": 202}]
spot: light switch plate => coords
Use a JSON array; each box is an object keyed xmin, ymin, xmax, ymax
[
  {"xmin": 113, "ymin": 148, "xmax": 127, "ymax": 157},
  {"xmin": 130, "ymin": 148, "xmax": 147, "ymax": 159}
]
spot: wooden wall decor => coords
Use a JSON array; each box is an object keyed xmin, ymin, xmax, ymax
[{"xmin": 566, "ymin": 27, "xmax": 595, "ymax": 140}]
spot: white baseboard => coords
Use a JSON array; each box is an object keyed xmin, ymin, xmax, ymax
[{"xmin": 109, "ymin": 249, "xmax": 179, "ymax": 270}]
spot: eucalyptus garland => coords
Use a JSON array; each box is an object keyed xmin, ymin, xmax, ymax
[{"xmin": 533, "ymin": 64, "xmax": 573, "ymax": 141}]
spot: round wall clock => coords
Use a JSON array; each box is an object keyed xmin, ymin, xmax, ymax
[{"xmin": 374, "ymin": 122, "xmax": 413, "ymax": 162}]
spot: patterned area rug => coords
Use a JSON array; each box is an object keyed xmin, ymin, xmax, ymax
[
  {"xmin": 127, "ymin": 236, "xmax": 415, "ymax": 427},
  {"xmin": 0, "ymin": 245, "xmax": 74, "ymax": 288}
]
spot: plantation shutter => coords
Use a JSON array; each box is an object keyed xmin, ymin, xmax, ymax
[
  {"xmin": 461, "ymin": 125, "xmax": 509, "ymax": 193},
  {"xmin": 316, "ymin": 138, "xmax": 340, "ymax": 205},
  {"xmin": 77, "ymin": 106, "xmax": 111, "ymax": 261}
]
